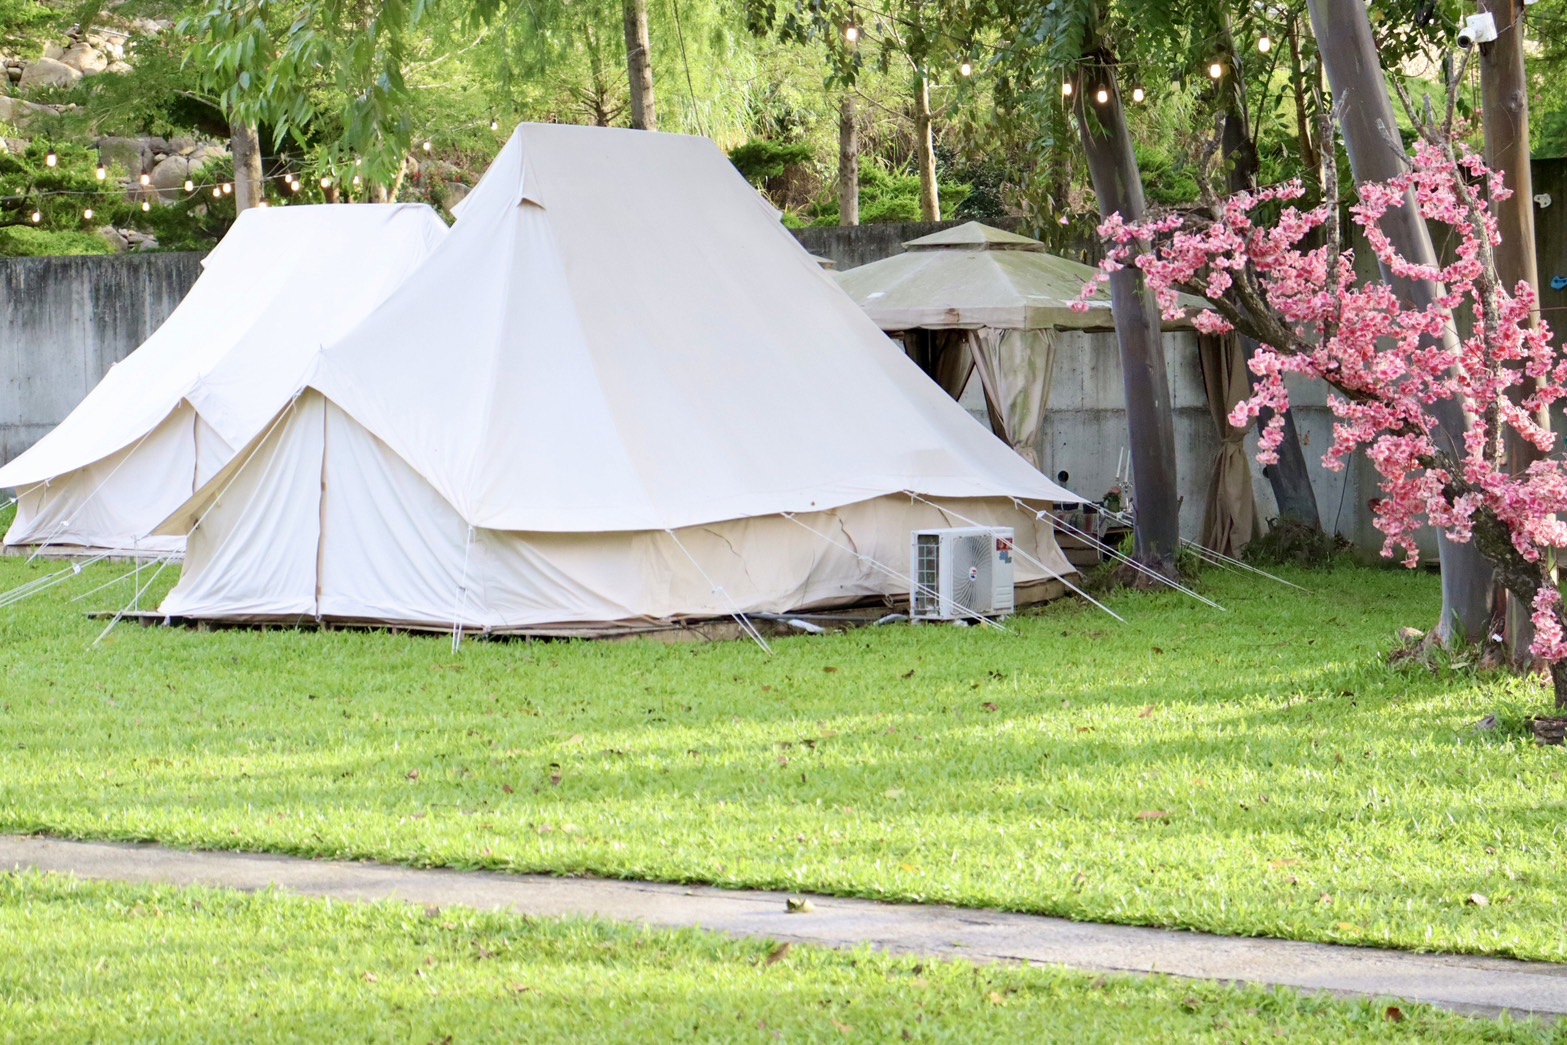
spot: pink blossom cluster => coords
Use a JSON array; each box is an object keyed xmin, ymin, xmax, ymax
[{"xmin": 1081, "ymin": 140, "xmax": 1567, "ymax": 663}]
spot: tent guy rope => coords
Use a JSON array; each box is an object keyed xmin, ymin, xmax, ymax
[{"xmin": 664, "ymin": 530, "xmax": 774, "ymax": 654}]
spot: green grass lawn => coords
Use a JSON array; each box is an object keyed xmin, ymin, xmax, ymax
[
  {"xmin": 0, "ymin": 871, "xmax": 1550, "ymax": 1043},
  {"xmin": 0, "ymin": 554, "xmax": 1563, "ymax": 964}
]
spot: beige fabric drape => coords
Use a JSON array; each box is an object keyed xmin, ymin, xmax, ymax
[
  {"xmin": 968, "ymin": 328, "xmax": 1056, "ymax": 471},
  {"xmin": 1198, "ymin": 332, "xmax": 1262, "ymax": 556}
]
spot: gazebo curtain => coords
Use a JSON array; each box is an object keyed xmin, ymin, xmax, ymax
[
  {"xmin": 967, "ymin": 328, "xmax": 1057, "ymax": 471},
  {"xmin": 1197, "ymin": 332, "xmax": 1262, "ymax": 556}
]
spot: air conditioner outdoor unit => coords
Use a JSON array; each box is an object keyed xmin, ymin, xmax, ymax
[{"xmin": 909, "ymin": 526, "xmax": 1016, "ymax": 621}]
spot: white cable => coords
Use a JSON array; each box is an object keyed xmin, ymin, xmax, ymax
[
  {"xmin": 451, "ymin": 525, "xmax": 475, "ymax": 653},
  {"xmin": 780, "ymin": 512, "xmax": 1010, "ymax": 632},
  {"xmin": 0, "ymin": 553, "xmax": 109, "ymax": 609},
  {"xmin": 664, "ymin": 529, "xmax": 773, "ymax": 654},
  {"xmin": 1028, "ymin": 501, "xmax": 1226, "ymax": 611},
  {"xmin": 92, "ymin": 555, "xmax": 173, "ymax": 647},
  {"xmin": 900, "ymin": 493, "xmax": 1127, "ymax": 624}
]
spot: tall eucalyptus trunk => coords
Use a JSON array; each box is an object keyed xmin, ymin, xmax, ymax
[
  {"xmin": 914, "ymin": 72, "xmax": 939, "ymax": 221},
  {"xmin": 1479, "ymin": 0, "xmax": 1546, "ymax": 665},
  {"xmin": 839, "ymin": 93, "xmax": 860, "ymax": 226},
  {"xmin": 623, "ymin": 0, "xmax": 658, "ymax": 131},
  {"xmin": 1074, "ymin": 55, "xmax": 1181, "ymax": 580},
  {"xmin": 229, "ymin": 118, "xmax": 263, "ymax": 213},
  {"xmin": 1307, "ymin": 0, "xmax": 1493, "ymax": 647}
]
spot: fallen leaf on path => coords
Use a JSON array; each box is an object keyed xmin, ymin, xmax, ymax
[
  {"xmin": 1135, "ymin": 810, "xmax": 1169, "ymax": 821},
  {"xmin": 981, "ymin": 702, "xmax": 998, "ymax": 712},
  {"xmin": 1467, "ymin": 893, "xmax": 1490, "ymax": 906},
  {"xmin": 785, "ymin": 897, "xmax": 816, "ymax": 914},
  {"xmin": 1138, "ymin": 706, "xmax": 1155, "ymax": 718},
  {"xmin": 1384, "ymin": 1006, "xmax": 1404, "ymax": 1023},
  {"xmin": 764, "ymin": 942, "xmax": 792, "ymax": 965}
]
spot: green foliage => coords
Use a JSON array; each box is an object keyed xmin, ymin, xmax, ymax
[
  {"xmin": 728, "ymin": 139, "xmax": 813, "ymax": 185},
  {"xmin": 1245, "ymin": 520, "xmax": 1344, "ymax": 571},
  {"xmin": 4, "ymin": 559, "xmax": 1567, "ymax": 964},
  {"xmin": 0, "ymin": 139, "xmax": 137, "ymax": 242},
  {"xmin": 0, "ymin": 225, "xmax": 113, "ymax": 256},
  {"xmin": 807, "ymin": 158, "xmax": 971, "ymax": 224}
]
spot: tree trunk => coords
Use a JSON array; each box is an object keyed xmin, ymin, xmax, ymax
[
  {"xmin": 1216, "ymin": 25, "xmax": 1322, "ymax": 531},
  {"xmin": 914, "ymin": 72, "xmax": 939, "ymax": 222},
  {"xmin": 839, "ymin": 93, "xmax": 859, "ymax": 226},
  {"xmin": 1074, "ymin": 59, "xmax": 1181, "ymax": 580},
  {"xmin": 623, "ymin": 0, "xmax": 657, "ymax": 131},
  {"xmin": 229, "ymin": 118, "xmax": 263, "ymax": 214},
  {"xmin": 1479, "ymin": 0, "xmax": 1545, "ymax": 665},
  {"xmin": 1307, "ymin": 0, "xmax": 1493, "ymax": 646}
]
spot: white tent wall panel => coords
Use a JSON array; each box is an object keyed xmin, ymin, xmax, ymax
[
  {"xmin": 7, "ymin": 401, "xmax": 231, "ymax": 553},
  {"xmin": 159, "ymin": 396, "xmax": 323, "ymax": 618},
  {"xmin": 161, "ymin": 393, "xmax": 1072, "ymax": 628}
]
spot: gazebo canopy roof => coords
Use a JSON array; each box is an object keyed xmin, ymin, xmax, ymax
[{"xmin": 836, "ymin": 221, "xmax": 1209, "ymax": 332}]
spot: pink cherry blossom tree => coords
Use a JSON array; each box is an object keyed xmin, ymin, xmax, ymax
[{"xmin": 1075, "ymin": 96, "xmax": 1567, "ymax": 710}]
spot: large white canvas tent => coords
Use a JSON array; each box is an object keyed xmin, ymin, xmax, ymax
[
  {"xmin": 154, "ymin": 124, "xmax": 1081, "ymax": 633},
  {"xmin": 0, "ymin": 204, "xmax": 447, "ymax": 555}
]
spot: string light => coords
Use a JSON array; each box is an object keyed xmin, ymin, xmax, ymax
[
  {"xmin": 184, "ymin": 179, "xmax": 194, "ymax": 192},
  {"xmin": 1132, "ymin": 86, "xmax": 1146, "ymax": 103},
  {"xmin": 844, "ymin": 25, "xmax": 858, "ymax": 42},
  {"xmin": 287, "ymin": 179, "xmax": 299, "ymax": 193},
  {"xmin": 222, "ymin": 182, "xmax": 232, "ymax": 195},
  {"xmin": 959, "ymin": 60, "xmax": 972, "ymax": 77},
  {"xmin": 320, "ymin": 176, "xmax": 332, "ymax": 189},
  {"xmin": 257, "ymin": 200, "xmax": 269, "ymax": 208},
  {"xmin": 1095, "ymin": 87, "xmax": 1109, "ymax": 104},
  {"xmin": 1208, "ymin": 61, "xmax": 1223, "ymax": 79},
  {"xmin": 1061, "ymin": 81, "xmax": 1072, "ymax": 96},
  {"xmin": 352, "ymin": 175, "xmax": 362, "ymax": 188},
  {"xmin": 212, "ymin": 186, "xmax": 222, "ymax": 198},
  {"xmin": 139, "ymin": 173, "xmax": 151, "ymax": 186},
  {"xmin": 490, "ymin": 119, "xmax": 499, "ymax": 131},
  {"xmin": 141, "ymin": 201, "xmax": 151, "ymax": 212},
  {"xmin": 30, "ymin": 210, "xmax": 41, "ymax": 223},
  {"xmin": 45, "ymin": 150, "xmax": 57, "ymax": 167},
  {"xmin": 422, "ymin": 140, "xmax": 432, "ymax": 153},
  {"xmin": 83, "ymin": 207, "xmax": 93, "ymax": 220},
  {"xmin": 95, "ymin": 164, "xmax": 107, "ymax": 181},
  {"xmin": 1258, "ymin": 34, "xmax": 1272, "ymax": 53}
]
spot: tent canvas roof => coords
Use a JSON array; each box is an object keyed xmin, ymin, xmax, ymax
[
  {"xmin": 0, "ymin": 203, "xmax": 447, "ymax": 491},
  {"xmin": 835, "ymin": 220, "xmax": 1209, "ymax": 333},
  {"xmin": 167, "ymin": 125, "xmax": 1078, "ymax": 537}
]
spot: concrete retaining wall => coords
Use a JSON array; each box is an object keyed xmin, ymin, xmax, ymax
[{"xmin": 0, "ymin": 251, "xmax": 204, "ymax": 462}]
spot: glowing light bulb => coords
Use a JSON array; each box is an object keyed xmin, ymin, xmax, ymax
[
  {"xmin": 222, "ymin": 182, "xmax": 232, "ymax": 195},
  {"xmin": 354, "ymin": 157, "xmax": 362, "ymax": 166},
  {"xmin": 1209, "ymin": 62, "xmax": 1223, "ymax": 79},
  {"xmin": 141, "ymin": 201, "xmax": 151, "ymax": 211},
  {"xmin": 30, "ymin": 210, "xmax": 41, "ymax": 223},
  {"xmin": 320, "ymin": 176, "xmax": 332, "ymax": 189},
  {"xmin": 184, "ymin": 179, "xmax": 194, "ymax": 192},
  {"xmin": 83, "ymin": 207, "xmax": 93, "ymax": 219},
  {"xmin": 490, "ymin": 119, "xmax": 499, "ymax": 130},
  {"xmin": 352, "ymin": 175, "xmax": 362, "ymax": 188},
  {"xmin": 1258, "ymin": 35, "xmax": 1272, "ymax": 53},
  {"xmin": 257, "ymin": 200, "xmax": 269, "ymax": 208},
  {"xmin": 288, "ymin": 180, "xmax": 299, "ymax": 193},
  {"xmin": 1061, "ymin": 81, "xmax": 1073, "ymax": 96},
  {"xmin": 140, "ymin": 173, "xmax": 151, "ymax": 186},
  {"xmin": 422, "ymin": 140, "xmax": 432, "ymax": 153},
  {"xmin": 212, "ymin": 186, "xmax": 222, "ymax": 198},
  {"xmin": 1132, "ymin": 86, "xmax": 1146, "ymax": 103},
  {"xmin": 45, "ymin": 151, "xmax": 57, "ymax": 167},
  {"xmin": 844, "ymin": 25, "xmax": 858, "ymax": 42},
  {"xmin": 959, "ymin": 61, "xmax": 972, "ymax": 77},
  {"xmin": 1095, "ymin": 87, "xmax": 1108, "ymax": 104},
  {"xmin": 95, "ymin": 164, "xmax": 107, "ymax": 181}
]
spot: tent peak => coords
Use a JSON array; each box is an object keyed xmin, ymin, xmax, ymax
[{"xmin": 903, "ymin": 222, "xmax": 1044, "ymax": 252}]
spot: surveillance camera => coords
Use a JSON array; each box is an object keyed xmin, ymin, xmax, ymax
[{"xmin": 1460, "ymin": 12, "xmax": 1498, "ymax": 46}]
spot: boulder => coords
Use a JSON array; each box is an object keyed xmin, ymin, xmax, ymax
[
  {"xmin": 148, "ymin": 154, "xmax": 192, "ymax": 199},
  {"xmin": 105, "ymin": 60, "xmax": 132, "ymax": 75},
  {"xmin": 0, "ymin": 94, "xmax": 60, "ymax": 127},
  {"xmin": 42, "ymin": 43, "xmax": 64, "ymax": 61},
  {"xmin": 95, "ymin": 136, "xmax": 150, "ymax": 176},
  {"xmin": 438, "ymin": 181, "xmax": 472, "ymax": 213},
  {"xmin": 167, "ymin": 136, "xmax": 197, "ymax": 156},
  {"xmin": 18, "ymin": 56, "xmax": 82, "ymax": 90},
  {"xmin": 189, "ymin": 142, "xmax": 228, "ymax": 164},
  {"xmin": 95, "ymin": 226, "xmax": 128, "ymax": 252},
  {"xmin": 60, "ymin": 43, "xmax": 107, "ymax": 76}
]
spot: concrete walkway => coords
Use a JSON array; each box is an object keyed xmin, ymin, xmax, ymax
[{"xmin": 4, "ymin": 834, "xmax": 1565, "ymax": 1019}]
